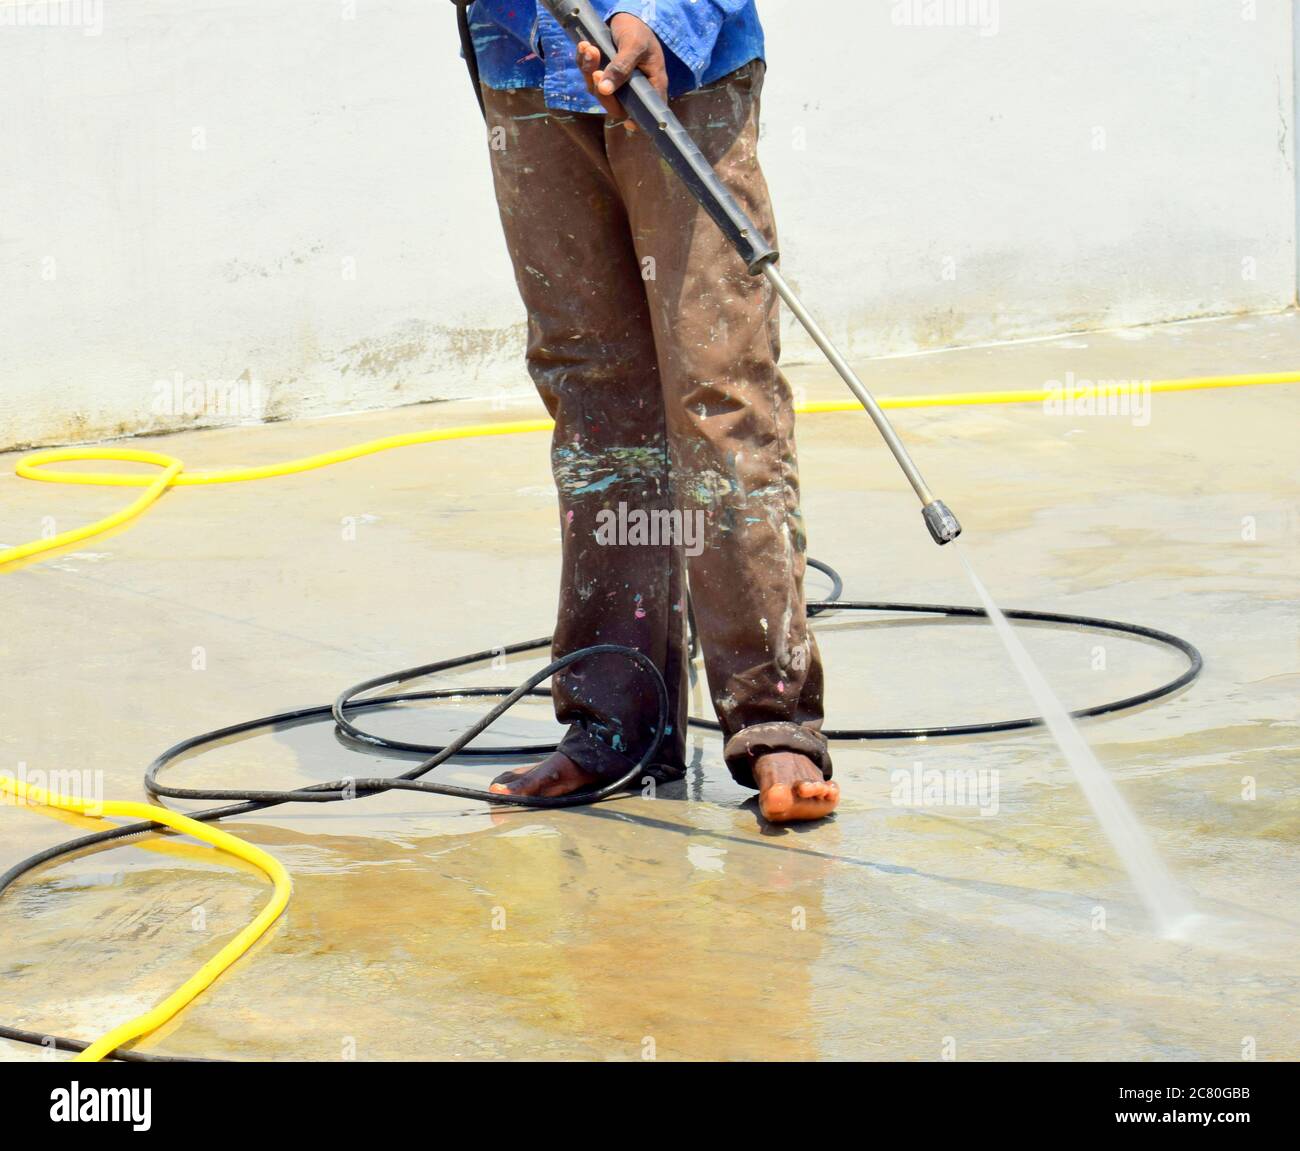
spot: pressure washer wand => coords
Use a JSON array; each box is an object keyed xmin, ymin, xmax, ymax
[{"xmin": 539, "ymin": 0, "xmax": 961, "ymax": 545}]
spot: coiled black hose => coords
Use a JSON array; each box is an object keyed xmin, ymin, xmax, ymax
[{"xmin": 0, "ymin": 559, "xmax": 1202, "ymax": 1060}]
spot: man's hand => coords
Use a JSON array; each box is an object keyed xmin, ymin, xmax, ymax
[{"xmin": 577, "ymin": 14, "xmax": 668, "ymax": 129}]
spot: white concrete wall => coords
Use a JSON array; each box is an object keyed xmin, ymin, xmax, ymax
[{"xmin": 0, "ymin": 0, "xmax": 1294, "ymax": 449}]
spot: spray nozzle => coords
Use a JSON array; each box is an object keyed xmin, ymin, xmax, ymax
[{"xmin": 922, "ymin": 500, "xmax": 962, "ymax": 545}]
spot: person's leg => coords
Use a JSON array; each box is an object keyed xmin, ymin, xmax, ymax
[
  {"xmin": 606, "ymin": 63, "xmax": 837, "ymax": 822},
  {"xmin": 478, "ymin": 85, "xmax": 690, "ymax": 794}
]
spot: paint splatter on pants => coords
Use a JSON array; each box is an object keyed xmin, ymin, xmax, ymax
[{"xmin": 481, "ymin": 62, "xmax": 830, "ymax": 790}]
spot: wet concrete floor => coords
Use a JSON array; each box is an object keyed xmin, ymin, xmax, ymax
[{"xmin": 1, "ymin": 311, "xmax": 1297, "ymax": 1060}]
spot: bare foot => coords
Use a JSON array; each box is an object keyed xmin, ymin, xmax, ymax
[
  {"xmin": 488, "ymin": 751, "xmax": 604, "ymax": 798},
  {"xmin": 753, "ymin": 752, "xmax": 839, "ymax": 823}
]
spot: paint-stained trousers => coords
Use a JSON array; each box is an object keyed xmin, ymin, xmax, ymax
[{"xmin": 481, "ymin": 63, "xmax": 830, "ymax": 789}]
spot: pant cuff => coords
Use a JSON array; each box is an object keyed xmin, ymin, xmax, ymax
[
  {"xmin": 723, "ymin": 723, "xmax": 833, "ymax": 790},
  {"xmin": 557, "ymin": 724, "xmax": 686, "ymax": 787}
]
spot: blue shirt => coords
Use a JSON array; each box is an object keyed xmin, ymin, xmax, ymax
[{"xmin": 467, "ymin": 1, "xmax": 765, "ymax": 113}]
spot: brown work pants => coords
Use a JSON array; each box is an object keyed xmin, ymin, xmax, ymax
[{"xmin": 481, "ymin": 63, "xmax": 830, "ymax": 789}]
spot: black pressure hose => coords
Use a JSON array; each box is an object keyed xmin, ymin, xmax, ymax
[
  {"xmin": 0, "ymin": 559, "xmax": 1202, "ymax": 1060},
  {"xmin": 325, "ymin": 558, "xmax": 1203, "ymax": 753}
]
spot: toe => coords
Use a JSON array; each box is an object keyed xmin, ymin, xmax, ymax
[
  {"xmin": 489, "ymin": 765, "xmax": 536, "ymax": 796},
  {"xmin": 758, "ymin": 783, "xmax": 795, "ymax": 821},
  {"xmin": 489, "ymin": 755, "xmax": 600, "ymax": 799},
  {"xmin": 761, "ymin": 779, "xmax": 839, "ymax": 823}
]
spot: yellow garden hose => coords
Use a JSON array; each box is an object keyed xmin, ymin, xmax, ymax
[
  {"xmin": 3, "ymin": 371, "xmax": 1297, "ymax": 571},
  {"xmin": 791, "ymin": 369, "xmax": 1300, "ymax": 413},
  {"xmin": 0, "ymin": 367, "xmax": 1294, "ymax": 1061},
  {"xmin": 2, "ymin": 449, "xmax": 182, "ymax": 567},
  {"xmin": 0, "ymin": 775, "xmax": 291, "ymax": 1062}
]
